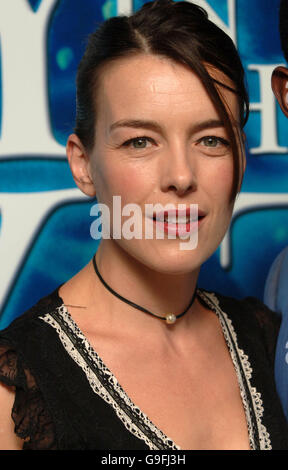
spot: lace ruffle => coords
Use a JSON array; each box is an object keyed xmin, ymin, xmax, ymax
[{"xmin": 0, "ymin": 342, "xmax": 56, "ymax": 450}]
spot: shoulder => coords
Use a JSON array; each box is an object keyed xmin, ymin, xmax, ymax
[
  {"xmin": 198, "ymin": 288, "xmax": 279, "ymax": 325},
  {"xmin": 0, "ymin": 287, "xmax": 63, "ymax": 345},
  {"xmin": 0, "ymin": 286, "xmax": 65, "ymax": 389},
  {"xmin": 0, "ymin": 287, "xmax": 66, "ymax": 391},
  {"xmin": 198, "ymin": 288, "xmax": 280, "ymax": 364},
  {"xmin": 199, "ymin": 289, "xmax": 280, "ymax": 325}
]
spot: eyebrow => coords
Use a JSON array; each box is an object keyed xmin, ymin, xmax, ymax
[{"xmin": 109, "ymin": 118, "xmax": 226, "ymax": 135}]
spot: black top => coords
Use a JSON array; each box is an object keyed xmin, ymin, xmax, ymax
[{"xmin": 0, "ymin": 287, "xmax": 288, "ymax": 450}]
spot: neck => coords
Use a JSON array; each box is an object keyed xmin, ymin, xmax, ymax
[{"xmin": 92, "ymin": 241, "xmax": 199, "ymax": 330}]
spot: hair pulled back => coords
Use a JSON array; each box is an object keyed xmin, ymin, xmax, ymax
[
  {"xmin": 74, "ymin": 0, "xmax": 249, "ymax": 199},
  {"xmin": 280, "ymin": 0, "xmax": 288, "ymax": 61}
]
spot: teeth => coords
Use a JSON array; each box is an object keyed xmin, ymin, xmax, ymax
[
  {"xmin": 164, "ymin": 216, "xmax": 190, "ymax": 224},
  {"xmin": 153, "ymin": 213, "xmax": 202, "ymax": 223}
]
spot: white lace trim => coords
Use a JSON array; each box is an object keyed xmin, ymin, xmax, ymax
[
  {"xmin": 40, "ymin": 309, "xmax": 179, "ymax": 451},
  {"xmin": 197, "ymin": 290, "xmax": 272, "ymax": 451}
]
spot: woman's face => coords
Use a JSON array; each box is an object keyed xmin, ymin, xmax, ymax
[{"xmin": 84, "ymin": 54, "xmax": 242, "ymax": 274}]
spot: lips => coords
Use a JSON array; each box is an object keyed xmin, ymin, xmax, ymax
[
  {"xmin": 152, "ymin": 208, "xmax": 205, "ymax": 223},
  {"xmin": 151, "ymin": 207, "xmax": 206, "ymax": 236}
]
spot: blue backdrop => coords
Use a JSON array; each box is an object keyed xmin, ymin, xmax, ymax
[{"xmin": 0, "ymin": 0, "xmax": 288, "ymax": 329}]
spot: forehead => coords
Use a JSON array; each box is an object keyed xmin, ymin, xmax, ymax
[{"xmin": 96, "ymin": 54, "xmax": 239, "ymax": 125}]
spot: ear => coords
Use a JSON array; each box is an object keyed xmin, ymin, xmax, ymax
[
  {"xmin": 272, "ymin": 66, "xmax": 288, "ymax": 117},
  {"xmin": 66, "ymin": 134, "xmax": 96, "ymax": 197}
]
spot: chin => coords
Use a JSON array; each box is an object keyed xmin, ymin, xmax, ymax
[
  {"xmin": 129, "ymin": 245, "xmax": 203, "ymax": 276},
  {"xmin": 109, "ymin": 236, "xmax": 213, "ymax": 276}
]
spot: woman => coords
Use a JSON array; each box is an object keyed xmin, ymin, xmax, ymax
[{"xmin": 0, "ymin": 0, "xmax": 287, "ymax": 450}]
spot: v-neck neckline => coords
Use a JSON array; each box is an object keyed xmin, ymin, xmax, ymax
[
  {"xmin": 54, "ymin": 287, "xmax": 181, "ymax": 450},
  {"xmin": 39, "ymin": 287, "xmax": 271, "ymax": 451}
]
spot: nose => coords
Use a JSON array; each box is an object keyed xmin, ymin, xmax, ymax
[{"xmin": 160, "ymin": 144, "xmax": 197, "ymax": 196}]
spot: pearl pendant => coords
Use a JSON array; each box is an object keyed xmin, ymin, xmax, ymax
[{"xmin": 165, "ymin": 313, "xmax": 177, "ymax": 324}]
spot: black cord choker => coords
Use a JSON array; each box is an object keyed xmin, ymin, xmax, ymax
[{"xmin": 92, "ymin": 255, "xmax": 197, "ymax": 325}]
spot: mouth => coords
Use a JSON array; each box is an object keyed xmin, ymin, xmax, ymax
[
  {"xmin": 151, "ymin": 208, "xmax": 206, "ymax": 236},
  {"xmin": 152, "ymin": 208, "xmax": 205, "ymax": 222}
]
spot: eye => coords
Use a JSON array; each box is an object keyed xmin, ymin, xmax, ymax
[
  {"xmin": 197, "ymin": 135, "xmax": 230, "ymax": 155},
  {"xmin": 200, "ymin": 136, "xmax": 229, "ymax": 147},
  {"xmin": 122, "ymin": 136, "xmax": 154, "ymax": 149}
]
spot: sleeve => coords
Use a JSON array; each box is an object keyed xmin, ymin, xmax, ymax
[{"xmin": 0, "ymin": 338, "xmax": 57, "ymax": 450}]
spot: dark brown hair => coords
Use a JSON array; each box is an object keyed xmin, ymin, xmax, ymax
[
  {"xmin": 74, "ymin": 0, "xmax": 249, "ymax": 200},
  {"xmin": 280, "ymin": 0, "xmax": 288, "ymax": 61}
]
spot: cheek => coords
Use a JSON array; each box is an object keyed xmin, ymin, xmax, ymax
[
  {"xmin": 202, "ymin": 159, "xmax": 234, "ymax": 203},
  {"xmin": 92, "ymin": 154, "xmax": 154, "ymax": 204}
]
